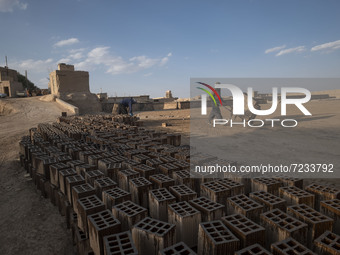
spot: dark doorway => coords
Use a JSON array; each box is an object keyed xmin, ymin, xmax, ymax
[{"xmin": 4, "ymin": 87, "xmax": 10, "ymax": 96}]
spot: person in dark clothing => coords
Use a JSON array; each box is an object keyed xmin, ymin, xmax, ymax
[{"xmin": 118, "ymin": 97, "xmax": 136, "ymax": 116}]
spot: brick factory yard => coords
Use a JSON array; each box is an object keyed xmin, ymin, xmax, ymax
[{"xmin": 0, "ymin": 95, "xmax": 339, "ymax": 254}]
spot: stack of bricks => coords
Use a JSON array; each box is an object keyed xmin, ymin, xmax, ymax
[
  {"xmin": 279, "ymin": 186, "xmax": 315, "ymax": 208},
  {"xmin": 271, "ymin": 238, "xmax": 316, "ymax": 255},
  {"xmin": 260, "ymin": 209, "xmax": 308, "ymax": 249},
  {"xmin": 168, "ymin": 201, "xmax": 201, "ymax": 248},
  {"xmin": 252, "ymin": 178, "xmax": 282, "ymax": 196},
  {"xmin": 149, "ymin": 188, "xmax": 176, "ymax": 221},
  {"xmin": 189, "ymin": 196, "xmax": 224, "ymax": 222},
  {"xmin": 112, "ymin": 200, "xmax": 148, "ymax": 231},
  {"xmin": 103, "ymin": 231, "xmax": 138, "ymax": 255},
  {"xmin": 250, "ymin": 191, "xmax": 286, "ymax": 212},
  {"xmin": 221, "ymin": 214, "xmax": 265, "ymax": 248},
  {"xmin": 287, "ymin": 204, "xmax": 334, "ymax": 248},
  {"xmin": 159, "ymin": 242, "xmax": 196, "ymax": 255},
  {"xmin": 305, "ymin": 183, "xmax": 340, "ymax": 211},
  {"xmin": 170, "ymin": 184, "xmax": 197, "ymax": 202},
  {"xmin": 132, "ymin": 217, "xmax": 176, "ymax": 255},
  {"xmin": 320, "ymin": 199, "xmax": 340, "ymax": 234},
  {"xmin": 198, "ymin": 220, "xmax": 240, "ymax": 255},
  {"xmin": 20, "ymin": 114, "xmax": 340, "ymax": 255},
  {"xmin": 227, "ymin": 195, "xmax": 263, "ymax": 223},
  {"xmin": 313, "ymin": 230, "xmax": 340, "ymax": 255}
]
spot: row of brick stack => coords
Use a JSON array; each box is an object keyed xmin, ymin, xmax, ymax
[{"xmin": 18, "ymin": 114, "xmax": 340, "ymax": 255}]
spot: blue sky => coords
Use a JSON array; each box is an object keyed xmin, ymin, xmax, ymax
[{"xmin": 0, "ymin": 0, "xmax": 339, "ymax": 98}]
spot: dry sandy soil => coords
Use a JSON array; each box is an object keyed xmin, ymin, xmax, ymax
[
  {"xmin": 0, "ymin": 95, "xmax": 339, "ymax": 254},
  {"xmin": 0, "ymin": 97, "xmax": 73, "ymax": 255}
]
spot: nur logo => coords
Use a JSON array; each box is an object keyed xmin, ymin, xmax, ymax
[{"xmin": 196, "ymin": 82, "xmax": 223, "ymax": 115}]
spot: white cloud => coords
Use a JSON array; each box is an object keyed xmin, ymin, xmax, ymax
[
  {"xmin": 13, "ymin": 58, "xmax": 54, "ymax": 73},
  {"xmin": 0, "ymin": 0, "xmax": 27, "ymax": 12},
  {"xmin": 54, "ymin": 38, "xmax": 79, "ymax": 47},
  {"xmin": 276, "ymin": 46, "xmax": 306, "ymax": 56},
  {"xmin": 75, "ymin": 47, "xmax": 171, "ymax": 75},
  {"xmin": 311, "ymin": 40, "xmax": 340, "ymax": 52},
  {"xmin": 265, "ymin": 45, "xmax": 286, "ymax": 54}
]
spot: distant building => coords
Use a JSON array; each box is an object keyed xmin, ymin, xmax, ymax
[
  {"xmin": 48, "ymin": 63, "xmax": 102, "ymax": 113},
  {"xmin": 0, "ymin": 66, "xmax": 24, "ymax": 97},
  {"xmin": 49, "ymin": 63, "xmax": 90, "ymax": 97}
]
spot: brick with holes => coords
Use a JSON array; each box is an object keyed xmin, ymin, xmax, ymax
[
  {"xmin": 314, "ymin": 230, "xmax": 340, "ymax": 255},
  {"xmin": 251, "ymin": 178, "xmax": 282, "ymax": 196},
  {"xmin": 59, "ymin": 168, "xmax": 77, "ymax": 195},
  {"xmin": 87, "ymin": 209, "xmax": 121, "ymax": 255},
  {"xmin": 149, "ymin": 188, "xmax": 176, "ymax": 222},
  {"xmin": 117, "ymin": 169, "xmax": 140, "ymax": 191},
  {"xmin": 159, "ymin": 241, "xmax": 196, "ymax": 255},
  {"xmin": 132, "ymin": 217, "xmax": 176, "ymax": 255},
  {"xmin": 168, "ymin": 201, "xmax": 201, "ymax": 248},
  {"xmin": 75, "ymin": 164, "xmax": 96, "ymax": 178},
  {"xmin": 250, "ymin": 191, "xmax": 287, "ymax": 212},
  {"xmin": 201, "ymin": 181, "xmax": 231, "ymax": 209},
  {"xmin": 94, "ymin": 177, "xmax": 117, "ymax": 200},
  {"xmin": 279, "ymin": 186, "xmax": 315, "ymax": 208},
  {"xmin": 198, "ymin": 220, "xmax": 240, "ymax": 255},
  {"xmin": 150, "ymin": 174, "xmax": 175, "ymax": 190},
  {"xmin": 217, "ymin": 179, "xmax": 244, "ymax": 197},
  {"xmin": 133, "ymin": 164, "xmax": 156, "ymax": 180},
  {"xmin": 221, "ymin": 214, "xmax": 265, "ymax": 248},
  {"xmin": 77, "ymin": 195, "xmax": 105, "ymax": 234},
  {"xmin": 72, "ymin": 183, "xmax": 96, "ymax": 214},
  {"xmin": 170, "ymin": 185, "xmax": 197, "ymax": 202},
  {"xmin": 103, "ymin": 231, "xmax": 138, "ymax": 255},
  {"xmin": 271, "ymin": 237, "xmax": 316, "ymax": 255},
  {"xmin": 112, "ymin": 200, "xmax": 148, "ymax": 231},
  {"xmin": 129, "ymin": 177, "xmax": 152, "ymax": 209},
  {"xmin": 66, "ymin": 174, "xmax": 86, "ymax": 206},
  {"xmin": 172, "ymin": 170, "xmax": 195, "ymax": 190},
  {"xmin": 260, "ymin": 209, "xmax": 308, "ymax": 249},
  {"xmin": 85, "ymin": 170, "xmax": 105, "ymax": 186},
  {"xmin": 189, "ymin": 196, "xmax": 224, "ymax": 222},
  {"xmin": 227, "ymin": 195, "xmax": 263, "ymax": 223},
  {"xmin": 235, "ymin": 243, "xmax": 272, "ymax": 255},
  {"xmin": 102, "ymin": 187, "xmax": 131, "ymax": 210},
  {"xmin": 306, "ymin": 183, "xmax": 340, "ymax": 211},
  {"xmin": 321, "ymin": 199, "xmax": 340, "ymax": 234},
  {"xmin": 287, "ymin": 204, "xmax": 334, "ymax": 249},
  {"xmin": 49, "ymin": 163, "xmax": 70, "ymax": 187}
]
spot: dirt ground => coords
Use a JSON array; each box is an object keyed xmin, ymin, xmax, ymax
[
  {"xmin": 0, "ymin": 97, "xmax": 73, "ymax": 255},
  {"xmin": 0, "ymin": 95, "xmax": 339, "ymax": 254}
]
